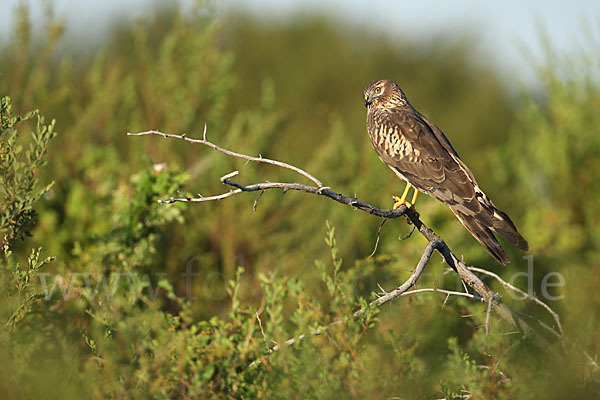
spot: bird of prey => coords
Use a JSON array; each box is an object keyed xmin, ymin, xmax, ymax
[{"xmin": 364, "ymin": 79, "xmax": 528, "ymax": 264}]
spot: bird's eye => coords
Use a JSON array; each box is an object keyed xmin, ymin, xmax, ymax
[{"xmin": 375, "ymin": 87, "xmax": 382, "ymax": 94}]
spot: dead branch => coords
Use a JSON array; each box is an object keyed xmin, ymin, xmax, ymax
[
  {"xmin": 468, "ymin": 266, "xmax": 563, "ymax": 337},
  {"xmin": 127, "ymin": 127, "xmax": 323, "ymax": 186},
  {"xmin": 267, "ymin": 240, "xmax": 443, "ymax": 356},
  {"xmin": 366, "ymin": 240, "xmax": 443, "ymax": 309},
  {"xmin": 400, "ymin": 288, "xmax": 484, "ymax": 302},
  {"xmin": 128, "ymin": 128, "xmax": 561, "ymax": 353}
]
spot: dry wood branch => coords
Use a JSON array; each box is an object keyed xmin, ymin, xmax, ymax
[
  {"xmin": 469, "ymin": 266, "xmax": 563, "ymax": 337},
  {"xmin": 401, "ymin": 288, "xmax": 484, "ymax": 302},
  {"xmin": 485, "ymin": 296, "xmax": 493, "ymax": 336},
  {"xmin": 267, "ymin": 240, "xmax": 442, "ymax": 355},
  {"xmin": 366, "ymin": 240, "xmax": 442, "ymax": 309},
  {"xmin": 368, "ymin": 219, "xmax": 388, "ymax": 258},
  {"xmin": 257, "ymin": 244, "xmax": 484, "ymax": 362},
  {"xmin": 127, "ymin": 128, "xmax": 323, "ymax": 186},
  {"xmin": 129, "ymin": 128, "xmax": 559, "ymax": 353},
  {"xmin": 158, "ymin": 179, "xmax": 412, "ymax": 220}
]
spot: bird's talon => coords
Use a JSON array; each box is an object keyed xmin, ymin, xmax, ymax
[
  {"xmin": 393, "ymin": 196, "xmax": 414, "ymax": 210},
  {"xmin": 392, "ymin": 196, "xmax": 405, "ymax": 210}
]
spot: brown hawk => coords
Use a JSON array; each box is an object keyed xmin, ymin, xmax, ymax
[{"xmin": 364, "ymin": 79, "xmax": 528, "ymax": 264}]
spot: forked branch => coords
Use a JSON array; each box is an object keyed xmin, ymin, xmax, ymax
[
  {"xmin": 128, "ymin": 127, "xmax": 323, "ymax": 186},
  {"xmin": 128, "ymin": 128, "xmax": 563, "ymax": 353}
]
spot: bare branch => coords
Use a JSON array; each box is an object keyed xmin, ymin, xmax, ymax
[
  {"xmin": 363, "ymin": 240, "xmax": 443, "ymax": 310},
  {"xmin": 469, "ymin": 266, "xmax": 563, "ymax": 337},
  {"xmin": 262, "ymin": 242, "xmax": 483, "ymax": 359},
  {"xmin": 129, "ymin": 127, "xmax": 560, "ymax": 355},
  {"xmin": 159, "ymin": 179, "xmax": 412, "ymax": 220},
  {"xmin": 266, "ymin": 240, "xmax": 442, "ymax": 357},
  {"xmin": 398, "ymin": 225, "xmax": 417, "ymax": 241},
  {"xmin": 367, "ymin": 219, "xmax": 387, "ymax": 258},
  {"xmin": 253, "ymin": 190, "xmax": 265, "ymax": 212},
  {"xmin": 127, "ymin": 129, "xmax": 323, "ymax": 186},
  {"xmin": 160, "ymin": 189, "xmax": 244, "ymax": 203},
  {"xmin": 485, "ymin": 296, "xmax": 493, "ymax": 336},
  {"xmin": 220, "ymin": 170, "xmax": 239, "ymax": 182},
  {"xmin": 401, "ymin": 288, "xmax": 484, "ymax": 302}
]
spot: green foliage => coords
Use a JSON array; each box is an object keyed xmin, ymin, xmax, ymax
[
  {"xmin": 1, "ymin": 2, "xmax": 600, "ymax": 399},
  {"xmin": 0, "ymin": 117, "xmax": 385, "ymax": 397},
  {"xmin": 0, "ymin": 97, "xmax": 57, "ymax": 335},
  {"xmin": 496, "ymin": 67, "xmax": 600, "ymax": 264},
  {"xmin": 491, "ymin": 47, "xmax": 600, "ymax": 390},
  {"xmin": 1, "ymin": 96, "xmax": 56, "ymax": 251}
]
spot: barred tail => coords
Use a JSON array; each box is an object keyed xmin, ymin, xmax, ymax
[
  {"xmin": 449, "ymin": 199, "xmax": 528, "ymax": 265},
  {"xmin": 451, "ymin": 207, "xmax": 511, "ymax": 264}
]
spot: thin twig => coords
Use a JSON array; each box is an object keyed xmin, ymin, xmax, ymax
[
  {"xmin": 263, "ymin": 285, "xmax": 486, "ymax": 360},
  {"xmin": 220, "ymin": 170, "xmax": 239, "ymax": 182},
  {"xmin": 265, "ymin": 240, "xmax": 443, "ymax": 357},
  {"xmin": 469, "ymin": 266, "xmax": 563, "ymax": 337},
  {"xmin": 253, "ymin": 190, "xmax": 265, "ymax": 212},
  {"xmin": 362, "ymin": 240, "xmax": 443, "ymax": 310},
  {"xmin": 485, "ymin": 296, "xmax": 493, "ymax": 336},
  {"xmin": 128, "ymin": 129, "xmax": 323, "ymax": 186},
  {"xmin": 368, "ymin": 219, "xmax": 388, "ymax": 258},
  {"xmin": 398, "ymin": 225, "xmax": 416, "ymax": 241},
  {"xmin": 401, "ymin": 288, "xmax": 484, "ymax": 302}
]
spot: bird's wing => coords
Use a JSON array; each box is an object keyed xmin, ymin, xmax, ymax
[
  {"xmin": 369, "ymin": 108, "xmax": 528, "ymax": 264},
  {"xmin": 371, "ymin": 108, "xmax": 476, "ymax": 204}
]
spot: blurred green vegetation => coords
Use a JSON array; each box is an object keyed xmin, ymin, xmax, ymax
[{"xmin": 0, "ymin": 1, "xmax": 599, "ymax": 398}]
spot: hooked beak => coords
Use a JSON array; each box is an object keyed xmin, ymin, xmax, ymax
[{"xmin": 364, "ymin": 93, "xmax": 372, "ymax": 107}]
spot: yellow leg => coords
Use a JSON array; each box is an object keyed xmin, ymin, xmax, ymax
[
  {"xmin": 393, "ymin": 185, "xmax": 419, "ymax": 210},
  {"xmin": 410, "ymin": 189, "xmax": 419, "ymax": 206},
  {"xmin": 392, "ymin": 182, "xmax": 411, "ymax": 210}
]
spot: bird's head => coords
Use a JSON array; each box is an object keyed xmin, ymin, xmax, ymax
[{"xmin": 364, "ymin": 79, "xmax": 407, "ymax": 109}]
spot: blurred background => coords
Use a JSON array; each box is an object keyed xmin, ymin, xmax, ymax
[{"xmin": 2, "ymin": 0, "xmax": 600, "ymax": 398}]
